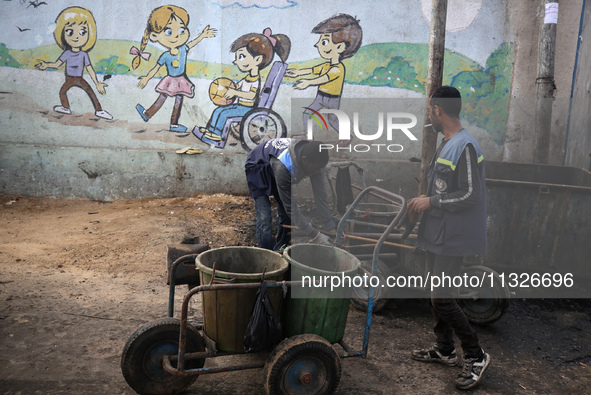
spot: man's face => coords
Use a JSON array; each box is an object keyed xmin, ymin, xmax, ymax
[
  {"xmin": 428, "ymin": 102, "xmax": 443, "ymax": 134},
  {"xmin": 301, "ymin": 157, "xmax": 323, "ymax": 175}
]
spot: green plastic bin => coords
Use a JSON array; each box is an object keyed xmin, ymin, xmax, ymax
[
  {"xmin": 282, "ymin": 244, "xmax": 361, "ymax": 343},
  {"xmin": 196, "ymin": 247, "xmax": 288, "ymax": 354}
]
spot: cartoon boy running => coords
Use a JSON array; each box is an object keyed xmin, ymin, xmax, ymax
[{"xmin": 286, "ymin": 14, "xmax": 362, "ymax": 147}]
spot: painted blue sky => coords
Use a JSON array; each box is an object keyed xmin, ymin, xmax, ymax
[{"xmin": 0, "ymin": 0, "xmax": 508, "ymax": 65}]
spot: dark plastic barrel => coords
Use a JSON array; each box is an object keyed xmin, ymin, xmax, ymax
[
  {"xmin": 196, "ymin": 247, "xmax": 288, "ymax": 353},
  {"xmin": 282, "ymin": 244, "xmax": 361, "ymax": 343}
]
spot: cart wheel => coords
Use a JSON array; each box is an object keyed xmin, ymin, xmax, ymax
[
  {"xmin": 121, "ymin": 318, "xmax": 205, "ymax": 395},
  {"xmin": 240, "ymin": 108, "xmax": 287, "ymax": 151},
  {"xmin": 263, "ymin": 334, "xmax": 341, "ymax": 395},
  {"xmin": 351, "ymin": 260, "xmax": 391, "ymax": 313},
  {"xmin": 458, "ymin": 266, "xmax": 511, "ymax": 325}
]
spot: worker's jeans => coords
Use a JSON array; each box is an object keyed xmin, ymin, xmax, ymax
[
  {"xmin": 254, "ymin": 195, "xmax": 290, "ymax": 251},
  {"xmin": 427, "ymin": 251, "xmax": 482, "ymax": 358}
]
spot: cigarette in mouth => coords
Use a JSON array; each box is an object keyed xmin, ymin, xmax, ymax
[{"xmin": 424, "ymin": 124, "xmax": 432, "ymax": 128}]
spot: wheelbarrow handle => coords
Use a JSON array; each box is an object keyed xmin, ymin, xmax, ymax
[{"xmin": 336, "ymin": 186, "xmax": 406, "ymax": 246}]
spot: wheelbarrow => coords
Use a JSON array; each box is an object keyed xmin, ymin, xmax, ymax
[{"xmin": 120, "ymin": 190, "xmax": 407, "ymax": 395}]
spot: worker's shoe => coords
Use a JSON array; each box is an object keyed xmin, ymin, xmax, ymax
[
  {"xmin": 455, "ymin": 350, "xmax": 491, "ymax": 390},
  {"xmin": 410, "ymin": 346, "xmax": 458, "ymax": 366}
]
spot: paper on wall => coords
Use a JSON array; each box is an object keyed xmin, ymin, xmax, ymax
[{"xmin": 544, "ymin": 3, "xmax": 559, "ymax": 24}]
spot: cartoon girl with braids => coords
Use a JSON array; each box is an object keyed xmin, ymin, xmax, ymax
[
  {"xmin": 132, "ymin": 5, "xmax": 216, "ymax": 133},
  {"xmin": 192, "ymin": 28, "xmax": 290, "ymax": 147}
]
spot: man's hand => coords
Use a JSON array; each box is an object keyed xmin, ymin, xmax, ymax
[
  {"xmin": 402, "ymin": 195, "xmax": 426, "ymax": 240},
  {"xmin": 407, "ymin": 196, "xmax": 431, "ymax": 214},
  {"xmin": 310, "ymin": 231, "xmax": 333, "ymax": 246}
]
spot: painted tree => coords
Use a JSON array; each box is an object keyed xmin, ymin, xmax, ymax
[
  {"xmin": 362, "ymin": 56, "xmax": 424, "ymax": 93},
  {"xmin": 451, "ymin": 43, "xmax": 513, "ymax": 144}
]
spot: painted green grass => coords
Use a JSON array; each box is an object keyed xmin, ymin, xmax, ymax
[
  {"xmin": 6, "ymin": 40, "xmax": 513, "ymax": 143},
  {"xmin": 8, "ymin": 39, "xmax": 237, "ymax": 79},
  {"xmin": 9, "ymin": 40, "xmax": 485, "ymax": 84}
]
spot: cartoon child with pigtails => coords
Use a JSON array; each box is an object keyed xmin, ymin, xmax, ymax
[
  {"xmin": 132, "ymin": 5, "xmax": 216, "ymax": 133},
  {"xmin": 192, "ymin": 28, "xmax": 291, "ymax": 147}
]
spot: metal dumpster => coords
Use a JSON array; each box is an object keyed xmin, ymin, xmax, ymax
[{"xmin": 484, "ymin": 161, "xmax": 591, "ymax": 297}]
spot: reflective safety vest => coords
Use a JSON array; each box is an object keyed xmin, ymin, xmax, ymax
[
  {"xmin": 418, "ymin": 129, "xmax": 487, "ymax": 256},
  {"xmin": 276, "ymin": 147, "xmax": 304, "ymax": 183}
]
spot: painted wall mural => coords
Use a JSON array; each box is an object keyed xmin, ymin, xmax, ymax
[
  {"xmin": 34, "ymin": 7, "xmax": 113, "ymax": 120},
  {"xmin": 0, "ymin": 0, "xmax": 512, "ymax": 154}
]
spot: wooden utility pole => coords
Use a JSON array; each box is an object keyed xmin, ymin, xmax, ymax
[
  {"xmin": 419, "ymin": 0, "xmax": 448, "ymax": 195},
  {"xmin": 534, "ymin": 0, "xmax": 559, "ymax": 164}
]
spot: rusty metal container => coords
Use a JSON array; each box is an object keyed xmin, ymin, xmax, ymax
[{"xmin": 196, "ymin": 247, "xmax": 288, "ymax": 354}]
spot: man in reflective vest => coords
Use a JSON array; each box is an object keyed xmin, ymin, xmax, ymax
[
  {"xmin": 407, "ymin": 86, "xmax": 490, "ymax": 390},
  {"xmin": 245, "ymin": 138, "xmax": 335, "ymax": 251}
]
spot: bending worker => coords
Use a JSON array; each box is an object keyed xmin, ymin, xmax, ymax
[
  {"xmin": 408, "ymin": 86, "xmax": 490, "ymax": 390},
  {"xmin": 245, "ymin": 138, "xmax": 335, "ymax": 251}
]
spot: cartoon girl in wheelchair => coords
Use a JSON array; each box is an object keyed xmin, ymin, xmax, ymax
[{"xmin": 192, "ymin": 28, "xmax": 290, "ymax": 151}]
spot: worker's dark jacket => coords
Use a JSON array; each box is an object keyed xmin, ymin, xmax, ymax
[
  {"xmin": 245, "ymin": 138, "xmax": 290, "ymax": 199},
  {"xmin": 417, "ymin": 129, "xmax": 487, "ymax": 256},
  {"xmin": 245, "ymin": 138, "xmax": 334, "ymax": 235}
]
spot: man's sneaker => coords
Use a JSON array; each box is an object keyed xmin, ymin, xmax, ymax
[
  {"xmin": 95, "ymin": 110, "xmax": 113, "ymax": 120},
  {"xmin": 411, "ymin": 346, "xmax": 458, "ymax": 366},
  {"xmin": 53, "ymin": 105, "xmax": 71, "ymax": 115},
  {"xmin": 455, "ymin": 351, "xmax": 491, "ymax": 390}
]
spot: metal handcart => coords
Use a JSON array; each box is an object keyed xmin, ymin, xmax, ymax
[{"xmin": 120, "ymin": 188, "xmax": 407, "ymax": 395}]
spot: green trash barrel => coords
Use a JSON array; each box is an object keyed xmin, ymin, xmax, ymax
[
  {"xmin": 282, "ymin": 244, "xmax": 361, "ymax": 343},
  {"xmin": 196, "ymin": 247, "xmax": 288, "ymax": 354}
]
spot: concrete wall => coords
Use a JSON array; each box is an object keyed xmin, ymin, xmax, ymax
[
  {"xmin": 565, "ymin": 0, "xmax": 591, "ymax": 169},
  {"xmin": 504, "ymin": 0, "xmax": 584, "ymax": 165},
  {"xmin": 0, "ymin": 0, "xmax": 586, "ymax": 199}
]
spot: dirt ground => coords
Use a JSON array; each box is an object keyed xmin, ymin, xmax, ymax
[{"xmin": 1, "ymin": 193, "xmax": 591, "ymax": 394}]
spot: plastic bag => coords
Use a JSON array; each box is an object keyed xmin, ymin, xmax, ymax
[{"xmin": 243, "ymin": 281, "xmax": 283, "ymax": 353}]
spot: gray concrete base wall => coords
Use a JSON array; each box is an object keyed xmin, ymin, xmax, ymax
[
  {"xmin": 0, "ymin": 145, "xmax": 248, "ymax": 200},
  {"xmin": 0, "ymin": 143, "xmax": 424, "ymax": 201}
]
